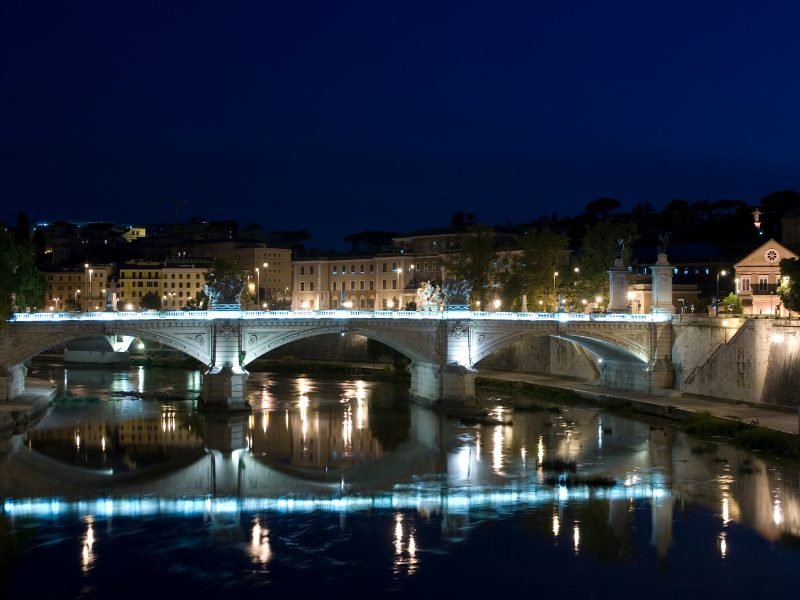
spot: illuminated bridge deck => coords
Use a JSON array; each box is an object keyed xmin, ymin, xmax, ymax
[{"xmin": 10, "ymin": 309, "xmax": 672, "ymax": 323}]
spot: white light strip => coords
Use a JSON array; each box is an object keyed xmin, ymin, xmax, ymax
[
  {"xmin": 3, "ymin": 484, "xmax": 668, "ymax": 518},
  {"xmin": 9, "ymin": 310, "xmax": 671, "ymax": 324}
]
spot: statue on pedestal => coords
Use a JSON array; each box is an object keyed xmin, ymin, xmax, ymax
[{"xmin": 204, "ymin": 278, "xmax": 244, "ymax": 309}]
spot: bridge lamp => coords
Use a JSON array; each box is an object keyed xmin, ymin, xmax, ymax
[
  {"xmin": 125, "ymin": 303, "xmax": 134, "ymax": 311},
  {"xmin": 475, "ymin": 300, "xmax": 480, "ymax": 310},
  {"xmin": 410, "ymin": 264, "xmax": 415, "ymax": 287},
  {"xmin": 493, "ymin": 298, "xmax": 501, "ymax": 310},
  {"xmin": 387, "ymin": 299, "xmax": 394, "ymax": 309},
  {"xmin": 301, "ymin": 300, "xmax": 308, "ymax": 310},
  {"xmin": 75, "ymin": 289, "xmax": 80, "ymax": 307}
]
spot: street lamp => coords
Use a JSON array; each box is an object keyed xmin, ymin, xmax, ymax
[
  {"xmin": 75, "ymin": 289, "xmax": 80, "ymax": 309},
  {"xmin": 493, "ymin": 298, "xmax": 501, "ymax": 311},
  {"xmin": 410, "ymin": 264, "xmax": 415, "ymax": 288},
  {"xmin": 88, "ymin": 268, "xmax": 93, "ymax": 311},
  {"xmin": 397, "ymin": 267, "xmax": 403, "ymax": 309},
  {"xmin": 255, "ymin": 267, "xmax": 260, "ymax": 309},
  {"xmin": 716, "ymin": 269, "xmax": 727, "ymax": 316},
  {"xmin": 553, "ymin": 271, "xmax": 559, "ymax": 310}
]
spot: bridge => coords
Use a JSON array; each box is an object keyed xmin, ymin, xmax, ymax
[{"xmin": 0, "ymin": 309, "xmax": 674, "ymax": 409}]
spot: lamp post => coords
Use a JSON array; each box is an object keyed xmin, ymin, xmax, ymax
[
  {"xmin": 410, "ymin": 264, "xmax": 415, "ymax": 288},
  {"xmin": 553, "ymin": 271, "xmax": 559, "ymax": 311},
  {"xmin": 255, "ymin": 267, "xmax": 260, "ymax": 309},
  {"xmin": 75, "ymin": 289, "xmax": 80, "ymax": 310},
  {"xmin": 396, "ymin": 267, "xmax": 403, "ymax": 310},
  {"xmin": 716, "ymin": 269, "xmax": 727, "ymax": 316}
]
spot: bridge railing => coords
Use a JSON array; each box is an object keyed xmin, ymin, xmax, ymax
[{"xmin": 10, "ymin": 309, "xmax": 673, "ymax": 323}]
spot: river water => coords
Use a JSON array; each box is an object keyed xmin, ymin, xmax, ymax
[{"xmin": 2, "ymin": 360, "xmax": 800, "ymax": 598}]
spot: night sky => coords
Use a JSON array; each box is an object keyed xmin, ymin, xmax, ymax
[{"xmin": 3, "ymin": 1, "xmax": 800, "ymax": 249}]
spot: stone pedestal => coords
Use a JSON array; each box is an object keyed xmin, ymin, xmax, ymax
[
  {"xmin": 409, "ymin": 361, "xmax": 476, "ymax": 408},
  {"xmin": 651, "ymin": 253, "xmax": 675, "ymax": 314},
  {"xmin": 608, "ymin": 259, "xmax": 629, "ymax": 312}
]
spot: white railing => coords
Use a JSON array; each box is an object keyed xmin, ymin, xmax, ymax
[{"xmin": 9, "ymin": 309, "xmax": 673, "ymax": 323}]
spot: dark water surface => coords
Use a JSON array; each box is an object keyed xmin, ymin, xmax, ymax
[{"xmin": 2, "ymin": 360, "xmax": 800, "ymax": 598}]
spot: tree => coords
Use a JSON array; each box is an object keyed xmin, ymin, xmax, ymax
[
  {"xmin": 573, "ymin": 221, "xmax": 638, "ymax": 307},
  {"xmin": 778, "ymin": 258, "xmax": 800, "ymax": 313},
  {"xmin": 584, "ymin": 197, "xmax": 621, "ymax": 219},
  {"xmin": 183, "ymin": 291, "xmax": 208, "ymax": 310},
  {"xmin": 441, "ymin": 225, "xmax": 497, "ymax": 309},
  {"xmin": 721, "ymin": 293, "xmax": 743, "ymax": 315},
  {"xmin": 140, "ymin": 292, "xmax": 161, "ymax": 310},
  {"xmin": 500, "ymin": 228, "xmax": 568, "ymax": 311},
  {"xmin": 0, "ymin": 230, "xmax": 45, "ymax": 321}
]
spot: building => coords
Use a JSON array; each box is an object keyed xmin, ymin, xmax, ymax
[
  {"xmin": 733, "ymin": 239, "xmax": 797, "ymax": 316},
  {"xmin": 42, "ymin": 264, "xmax": 114, "ymax": 311},
  {"xmin": 160, "ymin": 261, "xmax": 210, "ymax": 310},
  {"xmin": 119, "ymin": 261, "xmax": 162, "ymax": 309},
  {"xmin": 292, "ymin": 254, "xmax": 445, "ymax": 311}
]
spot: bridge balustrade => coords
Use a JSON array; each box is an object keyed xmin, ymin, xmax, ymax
[{"xmin": 9, "ymin": 310, "xmax": 672, "ymax": 323}]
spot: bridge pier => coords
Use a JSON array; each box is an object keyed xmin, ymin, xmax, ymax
[
  {"xmin": 409, "ymin": 361, "xmax": 476, "ymax": 408},
  {"xmin": 0, "ymin": 364, "xmax": 27, "ymax": 402},
  {"xmin": 201, "ymin": 366, "xmax": 250, "ymax": 411}
]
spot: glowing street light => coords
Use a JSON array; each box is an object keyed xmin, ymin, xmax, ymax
[
  {"xmin": 410, "ymin": 264, "xmax": 415, "ymax": 288},
  {"xmin": 75, "ymin": 289, "xmax": 81, "ymax": 308},
  {"xmin": 396, "ymin": 267, "xmax": 403, "ymax": 309},
  {"xmin": 716, "ymin": 269, "xmax": 727, "ymax": 316},
  {"xmin": 493, "ymin": 298, "xmax": 501, "ymax": 311}
]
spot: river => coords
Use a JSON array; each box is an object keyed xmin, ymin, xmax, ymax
[{"xmin": 2, "ymin": 359, "xmax": 800, "ymax": 598}]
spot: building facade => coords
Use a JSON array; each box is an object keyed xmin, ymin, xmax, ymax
[{"xmin": 733, "ymin": 239, "xmax": 797, "ymax": 316}]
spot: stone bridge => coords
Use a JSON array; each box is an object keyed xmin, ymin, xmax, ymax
[{"xmin": 0, "ymin": 310, "xmax": 674, "ymax": 409}]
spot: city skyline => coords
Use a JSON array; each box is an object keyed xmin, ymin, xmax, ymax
[{"xmin": 3, "ymin": 2, "xmax": 800, "ymax": 249}]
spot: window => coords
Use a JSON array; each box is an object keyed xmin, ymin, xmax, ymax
[
  {"xmin": 360, "ymin": 298, "xmax": 366, "ymax": 308},
  {"xmin": 300, "ymin": 266, "xmax": 305, "ymax": 275},
  {"xmin": 382, "ymin": 299, "xmax": 388, "ymax": 309},
  {"xmin": 741, "ymin": 278, "xmax": 750, "ymax": 292},
  {"xmin": 310, "ymin": 266, "xmax": 315, "ymax": 275},
  {"xmin": 360, "ymin": 281, "xmax": 364, "ymax": 290},
  {"xmin": 310, "ymin": 282, "xmax": 315, "ymax": 291},
  {"xmin": 350, "ymin": 265, "xmax": 355, "ymax": 274},
  {"xmin": 369, "ymin": 281, "xmax": 374, "ymax": 291},
  {"xmin": 332, "ymin": 282, "xmax": 337, "ymax": 291},
  {"xmin": 360, "ymin": 264, "xmax": 364, "ymax": 274},
  {"xmin": 332, "ymin": 267, "xmax": 337, "ymax": 275},
  {"xmin": 369, "ymin": 264, "xmax": 374, "ymax": 273},
  {"xmin": 392, "ymin": 262, "xmax": 397, "ymax": 271},
  {"xmin": 392, "ymin": 280, "xmax": 397, "ymax": 290},
  {"xmin": 332, "ymin": 298, "xmax": 338, "ymax": 308},
  {"xmin": 300, "ymin": 282, "xmax": 305, "ymax": 291},
  {"xmin": 759, "ymin": 278, "xmax": 768, "ymax": 291},
  {"xmin": 382, "ymin": 280, "xmax": 387, "ymax": 290},
  {"xmin": 382, "ymin": 263, "xmax": 387, "ymax": 272},
  {"xmin": 350, "ymin": 281, "xmax": 356, "ymax": 290}
]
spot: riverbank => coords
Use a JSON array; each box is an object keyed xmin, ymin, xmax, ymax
[
  {"xmin": 477, "ymin": 369, "xmax": 800, "ymax": 434},
  {"xmin": 0, "ymin": 378, "xmax": 55, "ymax": 440},
  {"xmin": 477, "ymin": 369, "xmax": 800, "ymax": 459}
]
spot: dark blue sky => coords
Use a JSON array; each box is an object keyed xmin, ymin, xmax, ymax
[{"xmin": 2, "ymin": 1, "xmax": 800, "ymax": 248}]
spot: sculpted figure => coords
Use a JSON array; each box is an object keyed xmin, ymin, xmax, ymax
[{"xmin": 204, "ymin": 277, "xmax": 245, "ymax": 308}]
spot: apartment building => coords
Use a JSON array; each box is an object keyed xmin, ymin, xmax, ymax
[
  {"xmin": 292, "ymin": 255, "xmax": 436, "ymax": 311},
  {"xmin": 43, "ymin": 264, "xmax": 114, "ymax": 311},
  {"xmin": 160, "ymin": 261, "xmax": 210, "ymax": 310}
]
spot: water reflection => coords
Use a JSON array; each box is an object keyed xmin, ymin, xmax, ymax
[{"xmin": 5, "ymin": 361, "xmax": 800, "ymax": 560}]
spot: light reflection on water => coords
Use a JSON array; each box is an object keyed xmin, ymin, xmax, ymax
[{"xmin": 3, "ymin": 361, "xmax": 800, "ymax": 595}]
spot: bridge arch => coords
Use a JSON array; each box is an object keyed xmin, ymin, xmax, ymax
[
  {"xmin": 3, "ymin": 321, "xmax": 213, "ymax": 368},
  {"xmin": 470, "ymin": 326, "xmax": 649, "ymax": 367},
  {"xmin": 241, "ymin": 320, "xmax": 439, "ymax": 366}
]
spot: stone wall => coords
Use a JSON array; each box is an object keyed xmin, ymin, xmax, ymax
[
  {"xmin": 672, "ymin": 317, "xmax": 795, "ymax": 406},
  {"xmin": 477, "ymin": 335, "xmax": 598, "ymax": 381}
]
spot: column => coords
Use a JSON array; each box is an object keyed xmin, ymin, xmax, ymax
[
  {"xmin": 651, "ymin": 253, "xmax": 675, "ymax": 314},
  {"xmin": 201, "ymin": 320, "xmax": 250, "ymax": 411},
  {"xmin": 607, "ymin": 258, "xmax": 629, "ymax": 312}
]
